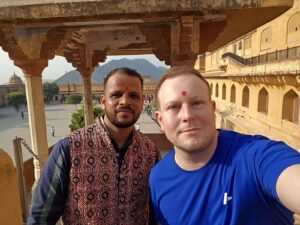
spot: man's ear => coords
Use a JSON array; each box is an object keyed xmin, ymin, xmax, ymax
[
  {"xmin": 100, "ymin": 95, "xmax": 105, "ymax": 108},
  {"xmin": 155, "ymin": 110, "xmax": 164, "ymax": 131}
]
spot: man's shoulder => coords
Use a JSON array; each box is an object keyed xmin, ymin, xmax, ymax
[
  {"xmin": 151, "ymin": 150, "xmax": 174, "ymax": 173},
  {"xmin": 219, "ymin": 129, "xmax": 293, "ymax": 161},
  {"xmin": 69, "ymin": 123, "xmax": 98, "ymax": 138},
  {"xmin": 219, "ymin": 129, "xmax": 262, "ymax": 150},
  {"xmin": 50, "ymin": 137, "xmax": 70, "ymax": 160}
]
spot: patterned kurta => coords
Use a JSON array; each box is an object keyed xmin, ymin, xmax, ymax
[{"xmin": 62, "ymin": 121, "xmax": 159, "ymax": 225}]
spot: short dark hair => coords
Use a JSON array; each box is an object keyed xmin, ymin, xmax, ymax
[
  {"xmin": 155, "ymin": 66, "xmax": 211, "ymax": 108},
  {"xmin": 103, "ymin": 67, "xmax": 143, "ymax": 90}
]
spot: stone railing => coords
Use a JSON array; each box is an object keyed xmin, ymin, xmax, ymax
[{"xmin": 222, "ymin": 45, "xmax": 300, "ymax": 66}]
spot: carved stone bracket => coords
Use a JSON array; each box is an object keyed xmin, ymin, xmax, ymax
[
  {"xmin": 0, "ymin": 24, "xmax": 67, "ymax": 76},
  {"xmin": 62, "ymin": 29, "xmax": 108, "ymax": 76},
  {"xmin": 228, "ymin": 74, "xmax": 300, "ymax": 88},
  {"xmin": 139, "ymin": 24, "xmax": 171, "ymax": 65}
]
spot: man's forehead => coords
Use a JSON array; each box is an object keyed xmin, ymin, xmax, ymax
[
  {"xmin": 159, "ymin": 80, "xmax": 209, "ymax": 100},
  {"xmin": 105, "ymin": 83, "xmax": 141, "ymax": 94},
  {"xmin": 106, "ymin": 74, "xmax": 140, "ymax": 85}
]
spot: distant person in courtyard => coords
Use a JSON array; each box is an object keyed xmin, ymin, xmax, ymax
[
  {"xmin": 135, "ymin": 123, "xmax": 140, "ymax": 131},
  {"xmin": 28, "ymin": 68, "xmax": 160, "ymax": 225},
  {"xmin": 51, "ymin": 126, "xmax": 55, "ymax": 137},
  {"xmin": 21, "ymin": 110, "xmax": 24, "ymax": 119},
  {"xmin": 149, "ymin": 66, "xmax": 300, "ymax": 225}
]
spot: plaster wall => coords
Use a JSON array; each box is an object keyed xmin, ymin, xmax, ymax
[
  {"xmin": 208, "ymin": 78, "xmax": 300, "ymax": 150},
  {"xmin": 0, "ymin": 149, "xmax": 23, "ymax": 225}
]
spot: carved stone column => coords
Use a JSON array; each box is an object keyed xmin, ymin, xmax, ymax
[
  {"xmin": 81, "ymin": 70, "xmax": 94, "ymax": 125},
  {"xmin": 19, "ymin": 60, "xmax": 49, "ymax": 180}
]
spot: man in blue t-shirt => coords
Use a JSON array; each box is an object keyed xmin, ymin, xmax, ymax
[{"xmin": 150, "ymin": 66, "xmax": 300, "ymax": 225}]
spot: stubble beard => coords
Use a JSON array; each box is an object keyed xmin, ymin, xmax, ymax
[{"xmin": 105, "ymin": 111, "xmax": 139, "ymax": 128}]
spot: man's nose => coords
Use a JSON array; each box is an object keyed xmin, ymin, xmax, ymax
[
  {"xmin": 119, "ymin": 94, "xmax": 130, "ymax": 105},
  {"xmin": 180, "ymin": 105, "xmax": 194, "ymax": 122}
]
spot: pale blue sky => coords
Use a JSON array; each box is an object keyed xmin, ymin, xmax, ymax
[{"xmin": 0, "ymin": 47, "xmax": 168, "ymax": 84}]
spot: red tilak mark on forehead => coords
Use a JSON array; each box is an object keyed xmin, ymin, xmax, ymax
[
  {"xmin": 181, "ymin": 91, "xmax": 187, "ymax": 96},
  {"xmin": 124, "ymin": 86, "xmax": 129, "ymax": 92}
]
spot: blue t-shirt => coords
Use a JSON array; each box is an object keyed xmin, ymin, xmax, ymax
[{"xmin": 149, "ymin": 130, "xmax": 300, "ymax": 225}]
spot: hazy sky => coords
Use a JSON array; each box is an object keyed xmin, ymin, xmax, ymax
[{"xmin": 0, "ymin": 47, "xmax": 168, "ymax": 84}]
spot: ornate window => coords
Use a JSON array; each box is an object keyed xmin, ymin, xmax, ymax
[
  {"xmin": 260, "ymin": 28, "xmax": 272, "ymax": 51},
  {"xmin": 287, "ymin": 13, "xmax": 300, "ymax": 43}
]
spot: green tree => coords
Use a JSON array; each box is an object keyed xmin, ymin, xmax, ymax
[
  {"xmin": 69, "ymin": 106, "xmax": 105, "ymax": 131},
  {"xmin": 43, "ymin": 82, "xmax": 59, "ymax": 103},
  {"xmin": 66, "ymin": 94, "xmax": 82, "ymax": 109},
  {"xmin": 6, "ymin": 92, "xmax": 27, "ymax": 111},
  {"xmin": 149, "ymin": 100, "xmax": 157, "ymax": 111}
]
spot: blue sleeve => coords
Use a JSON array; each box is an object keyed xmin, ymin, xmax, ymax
[
  {"xmin": 244, "ymin": 136, "xmax": 300, "ymax": 202},
  {"xmin": 27, "ymin": 138, "xmax": 70, "ymax": 225}
]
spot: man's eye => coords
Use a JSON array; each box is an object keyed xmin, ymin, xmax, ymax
[
  {"xmin": 130, "ymin": 94, "xmax": 140, "ymax": 99},
  {"xmin": 167, "ymin": 105, "xmax": 179, "ymax": 110},
  {"xmin": 111, "ymin": 94, "xmax": 121, "ymax": 98},
  {"xmin": 193, "ymin": 101, "xmax": 201, "ymax": 106}
]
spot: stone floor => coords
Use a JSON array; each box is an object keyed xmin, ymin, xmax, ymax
[{"xmin": 0, "ymin": 103, "xmax": 163, "ymax": 163}]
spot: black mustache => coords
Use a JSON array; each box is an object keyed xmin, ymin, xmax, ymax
[{"xmin": 116, "ymin": 107, "xmax": 134, "ymax": 113}]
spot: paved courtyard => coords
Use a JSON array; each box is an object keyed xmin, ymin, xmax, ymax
[{"xmin": 0, "ymin": 103, "xmax": 162, "ymax": 163}]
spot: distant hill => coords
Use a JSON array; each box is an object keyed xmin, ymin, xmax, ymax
[
  {"xmin": 54, "ymin": 58, "xmax": 168, "ymax": 84},
  {"xmin": 42, "ymin": 79, "xmax": 55, "ymax": 83}
]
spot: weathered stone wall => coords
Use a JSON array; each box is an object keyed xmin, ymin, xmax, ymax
[
  {"xmin": 205, "ymin": 0, "xmax": 300, "ymax": 72},
  {"xmin": 207, "ymin": 77, "xmax": 300, "ymax": 150},
  {"xmin": 0, "ymin": 148, "xmax": 23, "ymax": 225}
]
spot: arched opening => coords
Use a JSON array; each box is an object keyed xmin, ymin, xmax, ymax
[
  {"xmin": 210, "ymin": 83, "xmax": 213, "ymax": 96},
  {"xmin": 260, "ymin": 27, "xmax": 272, "ymax": 51},
  {"xmin": 242, "ymin": 86, "xmax": 249, "ymax": 108},
  {"xmin": 230, "ymin": 85, "xmax": 236, "ymax": 103},
  {"xmin": 282, "ymin": 89, "xmax": 299, "ymax": 123},
  {"xmin": 258, "ymin": 87, "xmax": 269, "ymax": 114},
  {"xmin": 287, "ymin": 12, "xmax": 300, "ymax": 43},
  {"xmin": 215, "ymin": 83, "xmax": 219, "ymax": 97},
  {"xmin": 222, "ymin": 84, "xmax": 226, "ymax": 100}
]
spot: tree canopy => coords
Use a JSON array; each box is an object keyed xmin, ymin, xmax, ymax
[
  {"xmin": 66, "ymin": 94, "xmax": 82, "ymax": 109},
  {"xmin": 69, "ymin": 106, "xmax": 105, "ymax": 131},
  {"xmin": 6, "ymin": 92, "xmax": 27, "ymax": 111},
  {"xmin": 43, "ymin": 82, "xmax": 59, "ymax": 102}
]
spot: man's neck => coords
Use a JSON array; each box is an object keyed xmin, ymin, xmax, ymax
[
  {"xmin": 103, "ymin": 116, "xmax": 133, "ymax": 148},
  {"xmin": 174, "ymin": 130, "xmax": 219, "ymax": 171}
]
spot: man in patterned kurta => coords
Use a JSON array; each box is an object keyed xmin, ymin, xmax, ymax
[{"xmin": 28, "ymin": 68, "xmax": 160, "ymax": 225}]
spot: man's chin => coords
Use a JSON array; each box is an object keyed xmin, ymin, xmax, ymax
[{"xmin": 113, "ymin": 119, "xmax": 136, "ymax": 128}]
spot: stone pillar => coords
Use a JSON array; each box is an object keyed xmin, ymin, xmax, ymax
[
  {"xmin": 295, "ymin": 214, "xmax": 300, "ymax": 225},
  {"xmin": 24, "ymin": 73, "xmax": 48, "ymax": 180},
  {"xmin": 82, "ymin": 71, "xmax": 94, "ymax": 125}
]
